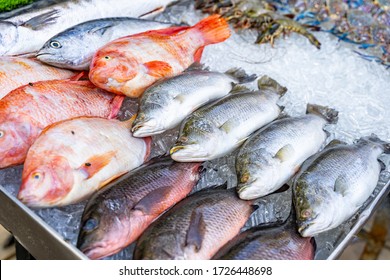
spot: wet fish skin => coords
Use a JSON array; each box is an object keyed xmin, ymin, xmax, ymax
[
  {"xmin": 18, "ymin": 116, "xmax": 150, "ymax": 207},
  {"xmin": 0, "ymin": 0, "xmax": 175, "ymax": 56},
  {"xmin": 0, "ymin": 79, "xmax": 123, "ymax": 168},
  {"xmin": 0, "ymin": 57, "xmax": 74, "ymax": 99},
  {"xmin": 213, "ymin": 214, "xmax": 315, "ymax": 260},
  {"xmin": 77, "ymin": 157, "xmax": 201, "ymax": 260},
  {"xmin": 293, "ymin": 135, "xmax": 390, "ymax": 237},
  {"xmin": 236, "ymin": 104, "xmax": 338, "ymax": 200},
  {"xmin": 134, "ymin": 187, "xmax": 254, "ymax": 260},
  {"xmin": 170, "ymin": 76, "xmax": 286, "ymax": 162},
  {"xmin": 37, "ymin": 17, "xmax": 173, "ymax": 70},
  {"xmin": 132, "ymin": 66, "xmax": 256, "ymax": 137}
]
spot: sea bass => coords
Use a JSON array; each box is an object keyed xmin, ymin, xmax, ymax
[
  {"xmin": 293, "ymin": 135, "xmax": 390, "ymax": 237},
  {"xmin": 0, "ymin": 79, "xmax": 123, "ymax": 168},
  {"xmin": 170, "ymin": 76, "xmax": 286, "ymax": 162},
  {"xmin": 37, "ymin": 17, "xmax": 173, "ymax": 70},
  {"xmin": 236, "ymin": 104, "xmax": 338, "ymax": 200},
  {"xmin": 89, "ymin": 15, "xmax": 231, "ymax": 98},
  {"xmin": 0, "ymin": 0, "xmax": 175, "ymax": 56},
  {"xmin": 18, "ymin": 116, "xmax": 151, "ymax": 207},
  {"xmin": 132, "ymin": 65, "xmax": 257, "ymax": 137},
  {"xmin": 134, "ymin": 187, "xmax": 254, "ymax": 260},
  {"xmin": 0, "ymin": 57, "xmax": 74, "ymax": 99},
  {"xmin": 77, "ymin": 157, "xmax": 201, "ymax": 260},
  {"xmin": 213, "ymin": 213, "xmax": 315, "ymax": 260}
]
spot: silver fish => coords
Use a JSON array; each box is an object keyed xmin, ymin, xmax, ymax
[
  {"xmin": 170, "ymin": 76, "xmax": 286, "ymax": 162},
  {"xmin": 236, "ymin": 104, "xmax": 338, "ymax": 200},
  {"xmin": 293, "ymin": 135, "xmax": 390, "ymax": 237},
  {"xmin": 0, "ymin": 0, "xmax": 175, "ymax": 56},
  {"xmin": 37, "ymin": 17, "xmax": 173, "ymax": 70},
  {"xmin": 132, "ymin": 65, "xmax": 257, "ymax": 137}
]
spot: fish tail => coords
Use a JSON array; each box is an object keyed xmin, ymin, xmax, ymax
[
  {"xmin": 257, "ymin": 75, "xmax": 287, "ymax": 97},
  {"xmin": 194, "ymin": 15, "xmax": 231, "ymax": 45},
  {"xmin": 306, "ymin": 104, "xmax": 339, "ymax": 124},
  {"xmin": 225, "ymin": 68, "xmax": 257, "ymax": 84}
]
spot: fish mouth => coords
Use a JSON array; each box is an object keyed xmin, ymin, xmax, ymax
[
  {"xmin": 132, "ymin": 120, "xmax": 161, "ymax": 137},
  {"xmin": 170, "ymin": 145, "xmax": 210, "ymax": 162}
]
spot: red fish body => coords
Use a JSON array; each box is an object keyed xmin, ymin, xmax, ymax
[{"xmin": 89, "ymin": 15, "xmax": 230, "ymax": 98}]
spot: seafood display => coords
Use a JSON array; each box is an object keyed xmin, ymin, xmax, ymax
[
  {"xmin": 77, "ymin": 157, "xmax": 201, "ymax": 260},
  {"xmin": 18, "ymin": 116, "xmax": 150, "ymax": 207},
  {"xmin": 236, "ymin": 104, "xmax": 338, "ymax": 200},
  {"xmin": 0, "ymin": 57, "xmax": 74, "ymax": 99},
  {"xmin": 0, "ymin": 79, "xmax": 123, "ymax": 168},
  {"xmin": 134, "ymin": 187, "xmax": 254, "ymax": 260},
  {"xmin": 0, "ymin": 0, "xmax": 175, "ymax": 56},
  {"xmin": 293, "ymin": 135, "xmax": 389, "ymax": 237},
  {"xmin": 132, "ymin": 64, "xmax": 256, "ymax": 137},
  {"xmin": 170, "ymin": 76, "xmax": 286, "ymax": 162},
  {"xmin": 37, "ymin": 17, "xmax": 173, "ymax": 70},
  {"xmin": 89, "ymin": 15, "xmax": 231, "ymax": 97}
]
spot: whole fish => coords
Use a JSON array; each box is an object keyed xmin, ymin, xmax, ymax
[
  {"xmin": 0, "ymin": 0, "xmax": 175, "ymax": 56},
  {"xmin": 132, "ymin": 65, "xmax": 257, "ymax": 137},
  {"xmin": 134, "ymin": 187, "xmax": 254, "ymax": 260},
  {"xmin": 293, "ymin": 135, "xmax": 390, "ymax": 237},
  {"xmin": 89, "ymin": 15, "xmax": 231, "ymax": 98},
  {"xmin": 37, "ymin": 17, "xmax": 173, "ymax": 70},
  {"xmin": 170, "ymin": 76, "xmax": 286, "ymax": 162},
  {"xmin": 77, "ymin": 157, "xmax": 201, "ymax": 260},
  {"xmin": 0, "ymin": 57, "xmax": 74, "ymax": 99},
  {"xmin": 0, "ymin": 79, "xmax": 123, "ymax": 168},
  {"xmin": 213, "ymin": 213, "xmax": 315, "ymax": 260},
  {"xmin": 18, "ymin": 116, "xmax": 151, "ymax": 207},
  {"xmin": 236, "ymin": 104, "xmax": 338, "ymax": 200}
]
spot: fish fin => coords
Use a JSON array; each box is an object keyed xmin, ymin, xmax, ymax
[
  {"xmin": 185, "ymin": 62, "xmax": 209, "ymax": 72},
  {"xmin": 333, "ymin": 176, "xmax": 348, "ymax": 196},
  {"xmin": 133, "ymin": 185, "xmax": 173, "ymax": 216},
  {"xmin": 174, "ymin": 95, "xmax": 185, "ymax": 103},
  {"xmin": 69, "ymin": 72, "xmax": 85, "ymax": 81},
  {"xmin": 257, "ymin": 75, "xmax": 287, "ymax": 97},
  {"xmin": 121, "ymin": 114, "xmax": 138, "ymax": 129},
  {"xmin": 274, "ymin": 144, "xmax": 295, "ymax": 162},
  {"xmin": 326, "ymin": 139, "xmax": 347, "ymax": 148},
  {"xmin": 306, "ymin": 104, "xmax": 339, "ymax": 124},
  {"xmin": 219, "ymin": 119, "xmax": 235, "ymax": 133},
  {"xmin": 89, "ymin": 24, "xmax": 113, "ymax": 36},
  {"xmin": 378, "ymin": 159, "xmax": 386, "ymax": 171},
  {"xmin": 193, "ymin": 47, "xmax": 204, "ymax": 63},
  {"xmin": 21, "ymin": 10, "xmax": 59, "ymax": 30},
  {"xmin": 185, "ymin": 208, "xmax": 206, "ymax": 252},
  {"xmin": 229, "ymin": 84, "xmax": 251, "ymax": 94},
  {"xmin": 144, "ymin": 61, "xmax": 173, "ymax": 78},
  {"xmin": 194, "ymin": 15, "xmax": 231, "ymax": 45},
  {"xmin": 108, "ymin": 96, "xmax": 124, "ymax": 119},
  {"xmin": 225, "ymin": 68, "xmax": 257, "ymax": 84},
  {"xmin": 139, "ymin": 6, "xmax": 166, "ymax": 19},
  {"xmin": 78, "ymin": 151, "xmax": 116, "ymax": 179}
]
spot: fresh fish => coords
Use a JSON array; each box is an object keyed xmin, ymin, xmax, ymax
[
  {"xmin": 170, "ymin": 76, "xmax": 286, "ymax": 162},
  {"xmin": 0, "ymin": 0, "xmax": 175, "ymax": 56},
  {"xmin": 134, "ymin": 187, "xmax": 254, "ymax": 260},
  {"xmin": 77, "ymin": 157, "xmax": 201, "ymax": 260},
  {"xmin": 132, "ymin": 64, "xmax": 257, "ymax": 137},
  {"xmin": 0, "ymin": 78, "xmax": 123, "ymax": 168},
  {"xmin": 213, "ymin": 213, "xmax": 315, "ymax": 260},
  {"xmin": 89, "ymin": 15, "xmax": 231, "ymax": 98},
  {"xmin": 18, "ymin": 116, "xmax": 151, "ymax": 207},
  {"xmin": 236, "ymin": 104, "xmax": 338, "ymax": 200},
  {"xmin": 293, "ymin": 135, "xmax": 390, "ymax": 237},
  {"xmin": 0, "ymin": 1, "xmax": 67, "ymax": 20},
  {"xmin": 37, "ymin": 17, "xmax": 173, "ymax": 70},
  {"xmin": 0, "ymin": 57, "xmax": 74, "ymax": 99}
]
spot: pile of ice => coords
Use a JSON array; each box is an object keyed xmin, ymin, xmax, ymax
[{"xmin": 1, "ymin": 0, "xmax": 389, "ymax": 260}]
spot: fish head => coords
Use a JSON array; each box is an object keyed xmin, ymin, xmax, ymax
[
  {"xmin": 0, "ymin": 114, "xmax": 38, "ymax": 168},
  {"xmin": 89, "ymin": 49, "xmax": 137, "ymax": 94},
  {"xmin": 0, "ymin": 21, "xmax": 18, "ymax": 55},
  {"xmin": 18, "ymin": 155, "xmax": 74, "ymax": 207},
  {"xmin": 132, "ymin": 112, "xmax": 162, "ymax": 137}
]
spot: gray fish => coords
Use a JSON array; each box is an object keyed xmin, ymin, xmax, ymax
[
  {"xmin": 132, "ymin": 64, "xmax": 257, "ymax": 137},
  {"xmin": 37, "ymin": 17, "xmax": 173, "ymax": 70},
  {"xmin": 236, "ymin": 104, "xmax": 338, "ymax": 200},
  {"xmin": 293, "ymin": 135, "xmax": 390, "ymax": 237},
  {"xmin": 134, "ymin": 187, "xmax": 254, "ymax": 260},
  {"xmin": 0, "ymin": 0, "xmax": 68, "ymax": 20},
  {"xmin": 170, "ymin": 76, "xmax": 287, "ymax": 162},
  {"xmin": 77, "ymin": 157, "xmax": 201, "ymax": 260},
  {"xmin": 213, "ymin": 213, "xmax": 315, "ymax": 260}
]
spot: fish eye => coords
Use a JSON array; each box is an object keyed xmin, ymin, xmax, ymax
[
  {"xmin": 0, "ymin": 130, "xmax": 4, "ymax": 138},
  {"xmin": 50, "ymin": 40, "xmax": 62, "ymax": 49},
  {"xmin": 83, "ymin": 218, "xmax": 98, "ymax": 231},
  {"xmin": 104, "ymin": 56, "xmax": 111, "ymax": 60},
  {"xmin": 32, "ymin": 172, "xmax": 42, "ymax": 180}
]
